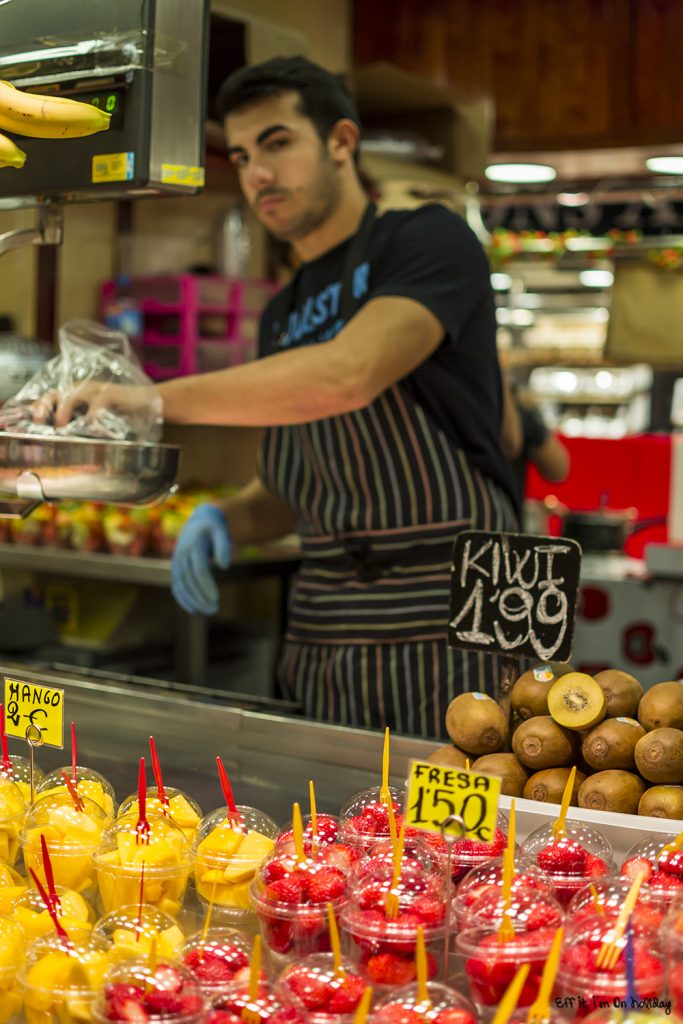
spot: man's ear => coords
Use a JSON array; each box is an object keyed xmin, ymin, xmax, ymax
[{"xmin": 327, "ymin": 118, "xmax": 360, "ymax": 166}]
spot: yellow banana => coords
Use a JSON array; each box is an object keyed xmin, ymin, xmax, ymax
[
  {"xmin": 0, "ymin": 130, "xmax": 26, "ymax": 168},
  {"xmin": 0, "ymin": 79, "xmax": 111, "ymax": 139}
]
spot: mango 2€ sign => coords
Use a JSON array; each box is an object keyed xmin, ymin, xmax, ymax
[{"xmin": 3, "ymin": 677, "xmax": 64, "ymax": 749}]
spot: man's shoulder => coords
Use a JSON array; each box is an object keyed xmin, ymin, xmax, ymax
[{"xmin": 375, "ymin": 202, "xmax": 467, "ymax": 234}]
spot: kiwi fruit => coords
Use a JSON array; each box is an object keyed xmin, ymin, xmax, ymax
[
  {"xmin": 634, "ymin": 727, "xmax": 683, "ymax": 783},
  {"xmin": 472, "ymin": 753, "xmax": 529, "ymax": 797},
  {"xmin": 445, "ymin": 692, "xmax": 508, "ymax": 755},
  {"xmin": 523, "ymin": 766, "xmax": 586, "ymax": 805},
  {"xmin": 638, "ymin": 786, "xmax": 683, "ymax": 820},
  {"xmin": 594, "ymin": 669, "xmax": 643, "ymax": 719},
  {"xmin": 638, "ymin": 681, "xmax": 683, "ymax": 731},
  {"xmin": 428, "ymin": 744, "xmax": 469, "ymax": 769},
  {"xmin": 578, "ymin": 770, "xmax": 646, "ymax": 815},
  {"xmin": 547, "ymin": 672, "xmax": 606, "ymax": 731},
  {"xmin": 511, "ymin": 664, "xmax": 557, "ymax": 720},
  {"xmin": 581, "ymin": 717, "xmax": 646, "ymax": 772},
  {"xmin": 511, "ymin": 716, "xmax": 579, "ymax": 770}
]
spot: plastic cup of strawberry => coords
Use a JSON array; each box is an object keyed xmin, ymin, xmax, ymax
[
  {"xmin": 555, "ymin": 916, "xmax": 666, "ymax": 1018},
  {"xmin": 406, "ymin": 813, "xmax": 509, "ymax": 884},
  {"xmin": 338, "ymin": 787, "xmax": 404, "ymax": 849},
  {"xmin": 456, "ymin": 924, "xmax": 559, "ymax": 1008},
  {"xmin": 275, "ymin": 953, "xmax": 368, "ymax": 1020},
  {"xmin": 621, "ymin": 834, "xmax": 683, "ymax": 904},
  {"xmin": 207, "ymin": 979, "xmax": 306, "ymax": 1024},
  {"xmin": 353, "ymin": 835, "xmax": 446, "ymax": 886},
  {"xmin": 251, "ymin": 842, "xmax": 352, "ymax": 961},
  {"xmin": 566, "ymin": 878, "xmax": 667, "ymax": 938},
  {"xmin": 452, "ymin": 853, "xmax": 555, "ymax": 929},
  {"xmin": 519, "ymin": 821, "xmax": 614, "ymax": 908},
  {"xmin": 458, "ymin": 887, "xmax": 564, "ymax": 936},
  {"xmin": 181, "ymin": 928, "xmax": 252, "ymax": 996},
  {"xmin": 339, "ymin": 862, "xmax": 448, "ymax": 986},
  {"xmin": 277, "ymin": 814, "xmax": 343, "ymax": 849},
  {"xmin": 94, "ymin": 962, "xmax": 205, "ymax": 1024},
  {"xmin": 371, "ymin": 981, "xmax": 477, "ymax": 1024}
]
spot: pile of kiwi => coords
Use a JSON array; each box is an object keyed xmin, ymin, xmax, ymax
[{"xmin": 429, "ymin": 669, "xmax": 683, "ymax": 820}]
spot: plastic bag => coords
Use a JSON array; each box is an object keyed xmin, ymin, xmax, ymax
[{"xmin": 0, "ymin": 319, "xmax": 162, "ymax": 442}]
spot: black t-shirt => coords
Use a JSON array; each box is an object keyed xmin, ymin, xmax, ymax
[{"xmin": 258, "ymin": 203, "xmax": 517, "ymax": 506}]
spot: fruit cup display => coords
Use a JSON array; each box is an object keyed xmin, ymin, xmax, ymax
[
  {"xmin": 519, "ymin": 820, "xmax": 614, "ymax": 908},
  {"xmin": 339, "ymin": 788, "xmax": 404, "ymax": 851},
  {"xmin": 252, "ymin": 839, "xmax": 352, "ymax": 966},
  {"xmin": 0, "ymin": 914, "xmax": 24, "ymax": 1024},
  {"xmin": 340, "ymin": 858, "xmax": 448, "ymax": 987},
  {"xmin": 621, "ymin": 834, "xmax": 683, "ymax": 904},
  {"xmin": 12, "ymin": 885, "xmax": 94, "ymax": 944},
  {"xmin": 118, "ymin": 788, "xmax": 203, "ymax": 846},
  {"xmin": 371, "ymin": 981, "xmax": 478, "ymax": 1024},
  {"xmin": 275, "ymin": 952, "xmax": 369, "ymax": 1021},
  {"xmin": 93, "ymin": 958, "xmax": 205, "ymax": 1024},
  {"xmin": 555, "ymin": 913, "xmax": 666, "ymax": 1020},
  {"xmin": 91, "ymin": 904, "xmax": 186, "ymax": 965},
  {"xmin": 193, "ymin": 805, "xmax": 278, "ymax": 915},
  {"xmin": 0, "ymin": 777, "xmax": 25, "ymax": 868},
  {"xmin": 17, "ymin": 934, "xmax": 110, "ymax": 1024},
  {"xmin": 21, "ymin": 791, "xmax": 108, "ymax": 898},
  {"xmin": 37, "ymin": 766, "xmax": 116, "ymax": 819},
  {"xmin": 452, "ymin": 854, "xmax": 556, "ymax": 929},
  {"xmin": 93, "ymin": 811, "xmax": 192, "ymax": 917},
  {"xmin": 181, "ymin": 927, "xmax": 251, "ymax": 997}
]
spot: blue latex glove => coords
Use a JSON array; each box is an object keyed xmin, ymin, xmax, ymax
[{"xmin": 171, "ymin": 504, "xmax": 232, "ymax": 615}]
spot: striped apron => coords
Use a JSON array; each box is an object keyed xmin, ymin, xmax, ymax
[{"xmin": 259, "ymin": 206, "xmax": 518, "ymax": 739}]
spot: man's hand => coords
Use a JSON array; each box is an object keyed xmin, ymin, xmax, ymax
[
  {"xmin": 171, "ymin": 504, "xmax": 232, "ymax": 615},
  {"xmin": 31, "ymin": 381, "xmax": 153, "ymax": 429}
]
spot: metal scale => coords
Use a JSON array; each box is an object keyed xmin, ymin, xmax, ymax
[{"xmin": 0, "ymin": 0, "xmax": 211, "ymax": 515}]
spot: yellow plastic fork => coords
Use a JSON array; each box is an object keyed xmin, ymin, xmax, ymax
[
  {"xmin": 491, "ymin": 964, "xmax": 531, "ymax": 1024},
  {"xmin": 498, "ymin": 801, "xmax": 516, "ymax": 943},
  {"xmin": 526, "ymin": 927, "xmax": 564, "ymax": 1024},
  {"xmin": 595, "ymin": 869, "xmax": 647, "ymax": 971},
  {"xmin": 384, "ymin": 822, "xmax": 406, "ymax": 920},
  {"xmin": 241, "ymin": 935, "xmax": 262, "ymax": 1024},
  {"xmin": 551, "ymin": 766, "xmax": 576, "ymax": 840},
  {"xmin": 657, "ymin": 827, "xmax": 683, "ymax": 862},
  {"xmin": 353, "ymin": 986, "xmax": 373, "ymax": 1024}
]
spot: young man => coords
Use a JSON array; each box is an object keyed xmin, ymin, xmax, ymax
[{"xmin": 48, "ymin": 57, "xmax": 518, "ymax": 737}]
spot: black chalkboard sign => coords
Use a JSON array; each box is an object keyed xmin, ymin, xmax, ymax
[{"xmin": 448, "ymin": 531, "xmax": 582, "ymax": 663}]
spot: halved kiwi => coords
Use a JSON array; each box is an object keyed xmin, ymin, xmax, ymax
[
  {"xmin": 638, "ymin": 681, "xmax": 683, "ymax": 731},
  {"xmin": 428, "ymin": 744, "xmax": 469, "ymax": 769},
  {"xmin": 578, "ymin": 770, "xmax": 646, "ymax": 815},
  {"xmin": 523, "ymin": 766, "xmax": 586, "ymax": 805},
  {"xmin": 445, "ymin": 692, "xmax": 508, "ymax": 755},
  {"xmin": 634, "ymin": 727, "xmax": 683, "ymax": 783},
  {"xmin": 594, "ymin": 669, "xmax": 643, "ymax": 719},
  {"xmin": 547, "ymin": 672, "xmax": 606, "ymax": 731},
  {"xmin": 638, "ymin": 786, "xmax": 683, "ymax": 819},
  {"xmin": 511, "ymin": 716, "xmax": 579, "ymax": 770},
  {"xmin": 581, "ymin": 717, "xmax": 646, "ymax": 772},
  {"xmin": 471, "ymin": 753, "xmax": 528, "ymax": 797}
]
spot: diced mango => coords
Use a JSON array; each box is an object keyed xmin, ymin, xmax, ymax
[
  {"xmin": 0, "ymin": 989, "xmax": 21, "ymax": 1024},
  {"xmin": 236, "ymin": 831, "xmax": 274, "ymax": 862},
  {"xmin": 198, "ymin": 823, "xmax": 244, "ymax": 858}
]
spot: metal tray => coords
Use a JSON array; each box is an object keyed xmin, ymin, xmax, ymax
[{"xmin": 0, "ymin": 432, "xmax": 180, "ymax": 515}]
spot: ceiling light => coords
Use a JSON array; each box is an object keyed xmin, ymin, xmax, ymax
[
  {"xmin": 557, "ymin": 191, "xmax": 590, "ymax": 207},
  {"xmin": 484, "ymin": 163, "xmax": 557, "ymax": 184},
  {"xmin": 579, "ymin": 270, "xmax": 614, "ymax": 288},
  {"xmin": 646, "ymin": 156, "xmax": 683, "ymax": 174},
  {"xmin": 490, "ymin": 273, "xmax": 512, "ymax": 290}
]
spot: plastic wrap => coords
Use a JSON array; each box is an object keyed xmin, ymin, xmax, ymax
[{"xmin": 0, "ymin": 320, "xmax": 162, "ymax": 442}]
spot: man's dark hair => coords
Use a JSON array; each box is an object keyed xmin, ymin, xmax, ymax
[{"xmin": 217, "ymin": 55, "xmax": 361, "ymax": 161}]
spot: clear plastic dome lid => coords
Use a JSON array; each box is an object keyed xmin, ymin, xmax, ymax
[
  {"xmin": 354, "ymin": 833, "xmax": 446, "ymax": 884},
  {"xmin": 0, "ymin": 912, "xmax": 24, "ymax": 973},
  {"xmin": 12, "ymin": 884, "xmax": 94, "ymax": 941},
  {"xmin": 456, "ymin": 919, "xmax": 560, "ymax": 961},
  {"xmin": 119, "ymin": 787, "xmax": 203, "ymax": 839},
  {"xmin": 94, "ymin": 958, "xmax": 204, "ymax": 1022},
  {"xmin": 95, "ymin": 810, "xmax": 191, "ymax": 868},
  {"xmin": 444, "ymin": 811, "xmax": 510, "ymax": 864},
  {"xmin": 621, "ymin": 834, "xmax": 683, "ymax": 896},
  {"xmin": 37, "ymin": 766, "xmax": 116, "ymax": 817},
  {"xmin": 453, "ymin": 853, "xmax": 555, "ymax": 926},
  {"xmin": 21, "ymin": 789, "xmax": 107, "ymax": 849},
  {"xmin": 0, "ymin": 753, "xmax": 45, "ymax": 794},
  {"xmin": 340, "ymin": 858, "xmax": 448, "ymax": 940},
  {"xmin": 457, "ymin": 886, "xmax": 564, "ymax": 934},
  {"xmin": 181, "ymin": 927, "xmax": 251, "ymax": 992},
  {"xmin": 193, "ymin": 805, "xmax": 279, "ymax": 868},
  {"xmin": 275, "ymin": 953, "xmax": 369, "ymax": 1018},
  {"xmin": 92, "ymin": 903, "xmax": 185, "ymax": 961},
  {"xmin": 252, "ymin": 839, "xmax": 351, "ymax": 915},
  {"xmin": 0, "ymin": 775, "xmax": 25, "ymax": 821},
  {"xmin": 558, "ymin": 910, "xmax": 665, "ymax": 988},
  {"xmin": 372, "ymin": 981, "xmax": 477, "ymax": 1024},
  {"xmin": 18, "ymin": 934, "xmax": 111, "ymax": 997},
  {"xmin": 277, "ymin": 813, "xmax": 342, "ymax": 848},
  {"xmin": 520, "ymin": 819, "xmax": 614, "ymax": 880},
  {"xmin": 567, "ymin": 877, "xmax": 668, "ymax": 936},
  {"xmin": 339, "ymin": 787, "xmax": 404, "ymax": 844},
  {"xmin": 208, "ymin": 978, "xmax": 307, "ymax": 1024}
]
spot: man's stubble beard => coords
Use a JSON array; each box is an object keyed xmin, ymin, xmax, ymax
[{"xmin": 267, "ymin": 153, "xmax": 342, "ymax": 242}]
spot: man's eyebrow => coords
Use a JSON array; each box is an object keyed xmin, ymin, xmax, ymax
[{"xmin": 226, "ymin": 124, "xmax": 293, "ymax": 157}]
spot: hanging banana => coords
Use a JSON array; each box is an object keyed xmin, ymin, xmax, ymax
[
  {"xmin": 0, "ymin": 131, "xmax": 25, "ymax": 168},
  {"xmin": 0, "ymin": 79, "xmax": 111, "ymax": 139}
]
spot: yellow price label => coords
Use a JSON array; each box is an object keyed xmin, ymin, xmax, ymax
[
  {"xmin": 405, "ymin": 759, "xmax": 501, "ymax": 841},
  {"xmin": 3, "ymin": 677, "xmax": 64, "ymax": 748}
]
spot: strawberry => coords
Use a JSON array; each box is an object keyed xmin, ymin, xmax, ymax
[
  {"xmin": 143, "ymin": 992, "xmax": 185, "ymax": 1016},
  {"xmin": 411, "ymin": 895, "xmax": 446, "ymax": 928},
  {"xmin": 184, "ymin": 945, "xmax": 248, "ymax": 984},
  {"xmin": 621, "ymin": 856, "xmax": 654, "ymax": 883},
  {"xmin": 375, "ymin": 1007, "xmax": 425, "ymax": 1024},
  {"xmin": 149, "ymin": 964, "xmax": 184, "ymax": 994},
  {"xmin": 263, "ymin": 858, "xmax": 289, "ymax": 884},
  {"xmin": 106, "ymin": 998, "xmax": 149, "ymax": 1023},
  {"xmin": 434, "ymin": 1011, "xmax": 477, "ymax": 1024},
  {"xmin": 366, "ymin": 952, "xmax": 416, "ymax": 985},
  {"xmin": 307, "ymin": 866, "xmax": 346, "ymax": 904},
  {"xmin": 658, "ymin": 849, "xmax": 683, "ymax": 877},
  {"xmin": 536, "ymin": 839, "xmax": 587, "ymax": 875},
  {"xmin": 104, "ymin": 986, "xmax": 148, "ymax": 1024},
  {"xmin": 284, "ymin": 969, "xmax": 330, "ymax": 1010},
  {"xmin": 206, "ymin": 1012, "xmax": 241, "ymax": 1024},
  {"xmin": 649, "ymin": 869, "xmax": 683, "ymax": 891},
  {"xmin": 327, "ymin": 974, "xmax": 367, "ymax": 1013},
  {"xmin": 266, "ymin": 872, "xmax": 308, "ymax": 905},
  {"xmin": 524, "ymin": 901, "xmax": 562, "ymax": 932}
]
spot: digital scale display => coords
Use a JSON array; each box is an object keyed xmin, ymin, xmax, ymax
[{"xmin": 75, "ymin": 90, "xmax": 125, "ymax": 130}]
